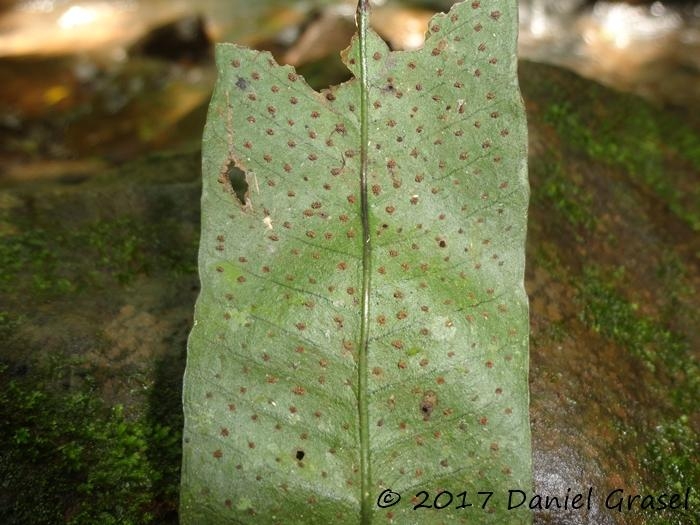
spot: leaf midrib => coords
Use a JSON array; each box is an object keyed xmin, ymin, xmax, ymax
[{"xmin": 356, "ymin": 1, "xmax": 372, "ymax": 523}]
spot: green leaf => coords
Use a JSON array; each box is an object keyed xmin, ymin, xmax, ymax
[{"xmin": 182, "ymin": 1, "xmax": 531, "ymax": 523}]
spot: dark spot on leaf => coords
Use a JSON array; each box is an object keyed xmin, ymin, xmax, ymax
[
  {"xmin": 420, "ymin": 391, "xmax": 438, "ymax": 420},
  {"xmin": 235, "ymin": 77, "xmax": 248, "ymax": 90}
]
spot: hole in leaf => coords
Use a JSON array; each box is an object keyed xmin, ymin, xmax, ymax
[
  {"xmin": 296, "ymin": 450, "xmax": 305, "ymax": 460},
  {"xmin": 224, "ymin": 161, "xmax": 248, "ymax": 206}
]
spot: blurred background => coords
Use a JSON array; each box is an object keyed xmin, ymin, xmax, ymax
[{"xmin": 0, "ymin": 0, "xmax": 699, "ymax": 185}]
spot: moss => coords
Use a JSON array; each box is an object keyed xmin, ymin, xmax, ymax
[
  {"xmin": 661, "ymin": 112, "xmax": 700, "ymax": 171},
  {"xmin": 0, "ymin": 228, "xmax": 72, "ymax": 295},
  {"xmin": 0, "ymin": 362, "xmax": 180, "ymax": 525},
  {"xmin": 578, "ymin": 265, "xmax": 698, "ymax": 405},
  {"xmin": 542, "ymin": 89, "xmax": 700, "ymax": 231},
  {"xmin": 643, "ymin": 415, "xmax": 699, "ymax": 525},
  {"xmin": 576, "ymin": 265, "xmax": 699, "ymax": 523},
  {"xmin": 0, "ymin": 311, "xmax": 21, "ymax": 342},
  {"xmin": 0, "ymin": 217, "xmax": 196, "ymax": 298},
  {"xmin": 532, "ymin": 159, "xmax": 596, "ymax": 232},
  {"xmin": 81, "ymin": 218, "xmax": 196, "ymax": 283}
]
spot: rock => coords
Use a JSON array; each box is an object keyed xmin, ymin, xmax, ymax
[
  {"xmin": 0, "ymin": 62, "xmax": 697, "ymax": 524},
  {"xmin": 521, "ymin": 61, "xmax": 699, "ymax": 525},
  {"xmin": 0, "ymin": 151, "xmax": 201, "ymax": 406}
]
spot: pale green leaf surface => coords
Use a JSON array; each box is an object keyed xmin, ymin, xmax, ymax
[{"xmin": 182, "ymin": 1, "xmax": 531, "ymax": 523}]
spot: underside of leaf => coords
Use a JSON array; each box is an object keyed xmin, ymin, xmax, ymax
[{"xmin": 182, "ymin": 1, "xmax": 531, "ymax": 523}]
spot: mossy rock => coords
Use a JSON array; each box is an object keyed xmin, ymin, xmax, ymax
[
  {"xmin": 522, "ymin": 61, "xmax": 699, "ymax": 525},
  {"xmin": 0, "ymin": 62, "xmax": 697, "ymax": 524},
  {"xmin": 0, "ymin": 152, "xmax": 201, "ymax": 524}
]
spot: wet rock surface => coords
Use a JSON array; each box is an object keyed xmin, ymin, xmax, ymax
[
  {"xmin": 522, "ymin": 61, "xmax": 699, "ymax": 525},
  {"xmin": 0, "ymin": 62, "xmax": 697, "ymax": 524}
]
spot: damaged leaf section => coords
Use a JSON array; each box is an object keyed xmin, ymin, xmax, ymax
[
  {"xmin": 219, "ymin": 160, "xmax": 249, "ymax": 207},
  {"xmin": 182, "ymin": 1, "xmax": 531, "ymax": 523}
]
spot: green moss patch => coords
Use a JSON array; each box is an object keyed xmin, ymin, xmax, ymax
[
  {"xmin": 0, "ymin": 363, "xmax": 181, "ymax": 525},
  {"xmin": 521, "ymin": 61, "xmax": 700, "ymax": 233},
  {"xmin": 542, "ymin": 95, "xmax": 700, "ymax": 232},
  {"xmin": 531, "ymin": 159, "xmax": 596, "ymax": 233},
  {"xmin": 576, "ymin": 265, "xmax": 699, "ymax": 523},
  {"xmin": 0, "ymin": 217, "xmax": 195, "ymax": 298},
  {"xmin": 578, "ymin": 265, "xmax": 698, "ymax": 407},
  {"xmin": 643, "ymin": 415, "xmax": 699, "ymax": 525}
]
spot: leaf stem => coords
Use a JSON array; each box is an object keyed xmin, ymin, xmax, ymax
[{"xmin": 356, "ymin": 0, "xmax": 372, "ymax": 523}]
